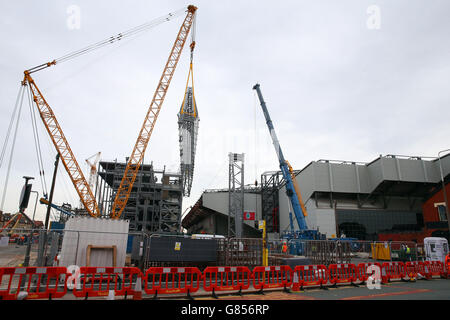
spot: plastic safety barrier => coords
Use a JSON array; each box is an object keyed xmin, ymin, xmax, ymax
[
  {"xmin": 0, "ymin": 267, "xmax": 68, "ymax": 300},
  {"xmin": 144, "ymin": 267, "xmax": 202, "ymax": 299},
  {"xmin": 71, "ymin": 267, "xmax": 143, "ymax": 299},
  {"xmin": 292, "ymin": 265, "xmax": 328, "ymax": 291},
  {"xmin": 405, "ymin": 261, "xmax": 430, "ymax": 280},
  {"xmin": 328, "ymin": 263, "xmax": 358, "ymax": 286},
  {"xmin": 203, "ymin": 266, "xmax": 251, "ymax": 297},
  {"xmin": 356, "ymin": 262, "xmax": 382, "ymax": 283},
  {"xmin": 252, "ymin": 265, "xmax": 293, "ymax": 293},
  {"xmin": 425, "ymin": 261, "xmax": 447, "ymax": 279},
  {"xmin": 381, "ymin": 262, "xmax": 407, "ymax": 283}
]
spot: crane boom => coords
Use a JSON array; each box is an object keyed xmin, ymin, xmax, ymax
[
  {"xmin": 40, "ymin": 198, "xmax": 73, "ymax": 216},
  {"xmin": 24, "ymin": 72, "xmax": 100, "ymax": 218},
  {"xmin": 285, "ymin": 160, "xmax": 308, "ymax": 217},
  {"xmin": 110, "ymin": 5, "xmax": 197, "ymax": 219},
  {"xmin": 253, "ymin": 83, "xmax": 308, "ymax": 231}
]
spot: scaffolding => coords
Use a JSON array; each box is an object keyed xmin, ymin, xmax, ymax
[
  {"xmin": 96, "ymin": 160, "xmax": 183, "ymax": 233},
  {"xmin": 260, "ymin": 168, "xmax": 302, "ymax": 236},
  {"xmin": 228, "ymin": 153, "xmax": 244, "ymax": 238}
]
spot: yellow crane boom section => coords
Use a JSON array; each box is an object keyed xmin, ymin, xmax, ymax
[
  {"xmin": 24, "ymin": 72, "xmax": 100, "ymax": 218},
  {"xmin": 285, "ymin": 160, "xmax": 308, "ymax": 217},
  {"xmin": 110, "ymin": 5, "xmax": 197, "ymax": 219}
]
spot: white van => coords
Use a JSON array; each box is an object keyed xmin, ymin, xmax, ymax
[{"xmin": 424, "ymin": 237, "xmax": 449, "ymax": 263}]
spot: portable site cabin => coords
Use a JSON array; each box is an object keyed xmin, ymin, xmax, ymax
[{"xmin": 424, "ymin": 237, "xmax": 449, "ymax": 263}]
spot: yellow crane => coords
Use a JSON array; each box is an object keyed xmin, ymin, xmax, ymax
[
  {"xmin": 21, "ymin": 6, "xmax": 198, "ymax": 219},
  {"xmin": 110, "ymin": 5, "xmax": 197, "ymax": 219},
  {"xmin": 285, "ymin": 160, "xmax": 308, "ymax": 218}
]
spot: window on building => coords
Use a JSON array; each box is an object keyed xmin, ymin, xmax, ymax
[{"xmin": 437, "ymin": 205, "xmax": 448, "ymax": 222}]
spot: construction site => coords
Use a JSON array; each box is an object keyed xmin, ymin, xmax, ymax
[{"xmin": 0, "ymin": 2, "xmax": 449, "ymax": 305}]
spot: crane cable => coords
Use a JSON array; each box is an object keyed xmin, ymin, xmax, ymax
[
  {"xmin": 26, "ymin": 84, "xmax": 49, "ymax": 198},
  {"xmin": 26, "ymin": 7, "xmax": 187, "ymax": 73},
  {"xmin": 0, "ymin": 85, "xmax": 25, "ymax": 169},
  {"xmin": 0, "ymin": 84, "xmax": 26, "ymax": 211},
  {"xmin": 181, "ymin": 10, "xmax": 197, "ymax": 113}
]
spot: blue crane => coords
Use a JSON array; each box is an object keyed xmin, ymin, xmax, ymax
[
  {"xmin": 39, "ymin": 198, "xmax": 73, "ymax": 217},
  {"xmin": 253, "ymin": 83, "xmax": 323, "ymax": 244}
]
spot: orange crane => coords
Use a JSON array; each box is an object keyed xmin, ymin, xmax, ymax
[
  {"xmin": 21, "ymin": 6, "xmax": 197, "ymax": 219},
  {"xmin": 24, "ymin": 70, "xmax": 101, "ymax": 218}
]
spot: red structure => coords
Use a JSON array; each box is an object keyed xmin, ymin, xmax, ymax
[{"xmin": 378, "ymin": 183, "xmax": 450, "ymax": 243}]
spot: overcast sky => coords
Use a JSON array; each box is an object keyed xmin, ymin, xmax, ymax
[{"xmin": 0, "ymin": 0, "xmax": 449, "ymax": 223}]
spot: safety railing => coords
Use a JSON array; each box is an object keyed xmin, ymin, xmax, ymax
[
  {"xmin": 328, "ymin": 263, "xmax": 358, "ymax": 287},
  {"xmin": 252, "ymin": 265, "xmax": 292, "ymax": 293},
  {"xmin": 0, "ymin": 266, "xmax": 68, "ymax": 300},
  {"xmin": 381, "ymin": 261, "xmax": 407, "ymax": 283},
  {"xmin": 425, "ymin": 261, "xmax": 447, "ymax": 278},
  {"xmin": 203, "ymin": 266, "xmax": 251, "ymax": 298},
  {"xmin": 72, "ymin": 267, "xmax": 143, "ymax": 299},
  {"xmin": 292, "ymin": 264, "xmax": 328, "ymax": 291},
  {"xmin": 356, "ymin": 262, "xmax": 382, "ymax": 283},
  {"xmin": 0, "ymin": 260, "xmax": 447, "ymax": 299},
  {"xmin": 143, "ymin": 267, "xmax": 202, "ymax": 299}
]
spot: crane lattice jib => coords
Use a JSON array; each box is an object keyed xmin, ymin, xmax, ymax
[
  {"xmin": 24, "ymin": 72, "xmax": 100, "ymax": 218},
  {"xmin": 110, "ymin": 6, "xmax": 197, "ymax": 219}
]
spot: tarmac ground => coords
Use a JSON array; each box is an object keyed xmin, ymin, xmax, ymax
[{"xmin": 187, "ymin": 278, "xmax": 450, "ymax": 301}]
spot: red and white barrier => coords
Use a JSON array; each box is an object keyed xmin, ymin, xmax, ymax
[
  {"xmin": 356, "ymin": 262, "xmax": 382, "ymax": 283},
  {"xmin": 425, "ymin": 261, "xmax": 447, "ymax": 279},
  {"xmin": 328, "ymin": 263, "xmax": 358, "ymax": 286},
  {"xmin": 381, "ymin": 262, "xmax": 407, "ymax": 283},
  {"xmin": 203, "ymin": 266, "xmax": 251, "ymax": 297},
  {"xmin": 0, "ymin": 267, "xmax": 68, "ymax": 300},
  {"xmin": 252, "ymin": 265, "xmax": 293, "ymax": 293},
  {"xmin": 144, "ymin": 267, "xmax": 202, "ymax": 299},
  {"xmin": 292, "ymin": 265, "xmax": 328, "ymax": 291},
  {"xmin": 405, "ymin": 261, "xmax": 430, "ymax": 280},
  {"xmin": 0, "ymin": 260, "xmax": 448, "ymax": 299},
  {"xmin": 71, "ymin": 267, "xmax": 143, "ymax": 299}
]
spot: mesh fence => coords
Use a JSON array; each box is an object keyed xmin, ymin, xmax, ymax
[{"xmin": 0, "ymin": 228, "xmax": 424, "ymax": 270}]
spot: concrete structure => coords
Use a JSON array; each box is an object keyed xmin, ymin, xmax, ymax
[
  {"xmin": 182, "ymin": 187, "xmax": 262, "ymax": 238},
  {"xmin": 96, "ymin": 160, "xmax": 183, "ymax": 233},
  {"xmin": 183, "ymin": 154, "xmax": 450, "ymax": 242}
]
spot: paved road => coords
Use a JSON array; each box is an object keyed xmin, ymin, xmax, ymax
[
  {"xmin": 0, "ymin": 244, "xmax": 35, "ymax": 267},
  {"xmin": 194, "ymin": 278, "xmax": 450, "ymax": 300}
]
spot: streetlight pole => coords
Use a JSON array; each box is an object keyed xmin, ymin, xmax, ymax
[
  {"xmin": 437, "ymin": 149, "xmax": 450, "ymax": 233},
  {"xmin": 45, "ymin": 153, "xmax": 60, "ymax": 230},
  {"xmin": 23, "ymin": 191, "xmax": 38, "ymax": 267}
]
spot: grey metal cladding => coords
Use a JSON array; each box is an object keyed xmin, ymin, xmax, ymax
[
  {"xmin": 330, "ymin": 162, "xmax": 359, "ymax": 193},
  {"xmin": 357, "ymin": 165, "xmax": 371, "ymax": 193},
  {"xmin": 293, "ymin": 154, "xmax": 450, "ymax": 199},
  {"xmin": 313, "ymin": 162, "xmax": 332, "ymax": 192},
  {"xmin": 367, "ymin": 157, "xmax": 384, "ymax": 189}
]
